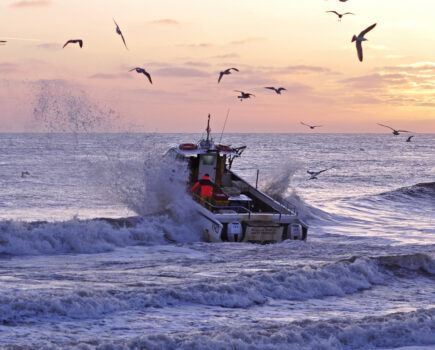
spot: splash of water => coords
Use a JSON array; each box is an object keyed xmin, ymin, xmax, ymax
[
  {"xmin": 260, "ymin": 160, "xmax": 315, "ymax": 221},
  {"xmin": 32, "ymin": 79, "xmax": 119, "ymax": 133},
  {"xmin": 92, "ymin": 144, "xmax": 204, "ymax": 241}
]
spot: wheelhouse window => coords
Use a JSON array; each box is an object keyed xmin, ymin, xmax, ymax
[{"xmin": 202, "ymin": 155, "xmax": 215, "ymax": 165}]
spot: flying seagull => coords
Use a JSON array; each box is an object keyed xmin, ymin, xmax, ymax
[
  {"xmin": 300, "ymin": 122, "xmax": 322, "ymax": 130},
  {"xmin": 406, "ymin": 136, "xmax": 414, "ymax": 142},
  {"xmin": 234, "ymin": 90, "xmax": 255, "ymax": 101},
  {"xmin": 113, "ymin": 18, "xmax": 128, "ymax": 50},
  {"xmin": 326, "ymin": 11, "xmax": 354, "ymax": 22},
  {"xmin": 265, "ymin": 87, "xmax": 287, "ymax": 94},
  {"xmin": 218, "ymin": 68, "xmax": 239, "ymax": 83},
  {"xmin": 307, "ymin": 168, "xmax": 333, "ymax": 180},
  {"xmin": 377, "ymin": 123, "xmax": 411, "ymax": 136},
  {"xmin": 352, "ymin": 23, "xmax": 376, "ymax": 62},
  {"xmin": 62, "ymin": 39, "xmax": 83, "ymax": 48},
  {"xmin": 0, "ymin": 40, "xmax": 6, "ymax": 45},
  {"xmin": 130, "ymin": 67, "xmax": 152, "ymax": 84}
]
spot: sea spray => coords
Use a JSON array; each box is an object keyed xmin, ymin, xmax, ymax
[
  {"xmin": 32, "ymin": 79, "xmax": 119, "ymax": 133},
  {"xmin": 260, "ymin": 160, "xmax": 315, "ymax": 221},
  {"xmin": 91, "ymin": 145, "xmax": 204, "ymax": 242}
]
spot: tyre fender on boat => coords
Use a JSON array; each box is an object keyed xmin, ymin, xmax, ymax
[
  {"xmin": 227, "ymin": 221, "xmax": 243, "ymax": 242},
  {"xmin": 216, "ymin": 144, "xmax": 233, "ymax": 153},
  {"xmin": 179, "ymin": 143, "xmax": 198, "ymax": 151}
]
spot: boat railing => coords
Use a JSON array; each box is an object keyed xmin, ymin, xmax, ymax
[
  {"xmin": 279, "ymin": 198, "xmax": 298, "ymax": 215},
  {"xmin": 191, "ymin": 193, "xmax": 252, "ymax": 215}
]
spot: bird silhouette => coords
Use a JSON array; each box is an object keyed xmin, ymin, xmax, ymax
[
  {"xmin": 300, "ymin": 122, "xmax": 322, "ymax": 130},
  {"xmin": 113, "ymin": 18, "xmax": 128, "ymax": 50},
  {"xmin": 352, "ymin": 23, "xmax": 376, "ymax": 62},
  {"xmin": 377, "ymin": 123, "xmax": 411, "ymax": 136},
  {"xmin": 130, "ymin": 67, "xmax": 152, "ymax": 84},
  {"xmin": 0, "ymin": 40, "xmax": 6, "ymax": 45},
  {"xmin": 218, "ymin": 68, "xmax": 239, "ymax": 83},
  {"xmin": 265, "ymin": 87, "xmax": 287, "ymax": 94},
  {"xmin": 307, "ymin": 168, "xmax": 333, "ymax": 180},
  {"xmin": 62, "ymin": 39, "xmax": 83, "ymax": 48},
  {"xmin": 406, "ymin": 136, "xmax": 414, "ymax": 142},
  {"xmin": 234, "ymin": 90, "xmax": 255, "ymax": 101},
  {"xmin": 326, "ymin": 11, "xmax": 354, "ymax": 22}
]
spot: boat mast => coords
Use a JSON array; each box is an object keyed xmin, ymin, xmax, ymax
[{"xmin": 206, "ymin": 113, "xmax": 211, "ymax": 142}]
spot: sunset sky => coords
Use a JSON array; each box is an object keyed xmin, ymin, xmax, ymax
[{"xmin": 1, "ymin": 0, "xmax": 435, "ymax": 133}]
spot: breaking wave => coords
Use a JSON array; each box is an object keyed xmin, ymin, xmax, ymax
[
  {"xmin": 0, "ymin": 215, "xmax": 202, "ymax": 256},
  {"xmin": 1, "ymin": 254, "xmax": 432, "ymax": 322},
  {"xmin": 86, "ymin": 308, "xmax": 435, "ymax": 350}
]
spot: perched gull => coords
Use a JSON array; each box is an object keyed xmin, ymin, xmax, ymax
[
  {"xmin": 326, "ymin": 11, "xmax": 354, "ymax": 22},
  {"xmin": 218, "ymin": 68, "xmax": 239, "ymax": 83},
  {"xmin": 307, "ymin": 168, "xmax": 332, "ymax": 180},
  {"xmin": 62, "ymin": 39, "xmax": 83, "ymax": 48},
  {"xmin": 113, "ymin": 18, "xmax": 128, "ymax": 50},
  {"xmin": 352, "ymin": 23, "xmax": 376, "ymax": 62},
  {"xmin": 265, "ymin": 87, "xmax": 287, "ymax": 94},
  {"xmin": 130, "ymin": 67, "xmax": 152, "ymax": 84},
  {"xmin": 377, "ymin": 123, "xmax": 411, "ymax": 136},
  {"xmin": 300, "ymin": 122, "xmax": 322, "ymax": 130},
  {"xmin": 234, "ymin": 90, "xmax": 255, "ymax": 101},
  {"xmin": 406, "ymin": 136, "xmax": 414, "ymax": 142}
]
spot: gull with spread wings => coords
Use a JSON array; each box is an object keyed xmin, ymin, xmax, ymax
[
  {"xmin": 265, "ymin": 87, "xmax": 287, "ymax": 94},
  {"xmin": 113, "ymin": 18, "xmax": 128, "ymax": 50},
  {"xmin": 326, "ymin": 11, "xmax": 354, "ymax": 22},
  {"xmin": 301, "ymin": 122, "xmax": 322, "ymax": 130},
  {"xmin": 218, "ymin": 68, "xmax": 239, "ymax": 83},
  {"xmin": 234, "ymin": 90, "xmax": 255, "ymax": 101},
  {"xmin": 307, "ymin": 168, "xmax": 333, "ymax": 180},
  {"xmin": 130, "ymin": 67, "xmax": 152, "ymax": 84},
  {"xmin": 352, "ymin": 23, "xmax": 376, "ymax": 62},
  {"xmin": 377, "ymin": 123, "xmax": 411, "ymax": 136},
  {"xmin": 63, "ymin": 39, "xmax": 83, "ymax": 48}
]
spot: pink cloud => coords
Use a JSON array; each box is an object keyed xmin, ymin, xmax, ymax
[
  {"xmin": 154, "ymin": 66, "xmax": 209, "ymax": 77},
  {"xmin": 0, "ymin": 62, "xmax": 20, "ymax": 72},
  {"xmin": 37, "ymin": 43, "xmax": 60, "ymax": 50},
  {"xmin": 89, "ymin": 73, "xmax": 132, "ymax": 80}
]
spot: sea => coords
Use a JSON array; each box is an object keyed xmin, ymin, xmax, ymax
[{"xmin": 0, "ymin": 132, "xmax": 434, "ymax": 349}]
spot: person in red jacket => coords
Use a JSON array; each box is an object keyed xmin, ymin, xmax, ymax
[{"xmin": 190, "ymin": 174, "xmax": 214, "ymax": 202}]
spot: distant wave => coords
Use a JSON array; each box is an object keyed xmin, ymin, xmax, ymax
[
  {"xmin": 378, "ymin": 181, "xmax": 435, "ymax": 201},
  {"xmin": 1, "ymin": 254, "xmax": 432, "ymax": 323}
]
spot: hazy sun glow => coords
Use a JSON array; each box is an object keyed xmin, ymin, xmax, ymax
[{"xmin": 1, "ymin": 0, "xmax": 434, "ymax": 132}]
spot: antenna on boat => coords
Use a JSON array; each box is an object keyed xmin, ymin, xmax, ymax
[
  {"xmin": 219, "ymin": 108, "xmax": 230, "ymax": 143},
  {"xmin": 206, "ymin": 113, "xmax": 211, "ymax": 141}
]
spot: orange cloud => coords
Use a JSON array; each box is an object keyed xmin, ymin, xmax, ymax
[
  {"xmin": 229, "ymin": 37, "xmax": 266, "ymax": 45},
  {"xmin": 148, "ymin": 19, "xmax": 179, "ymax": 25},
  {"xmin": 10, "ymin": 0, "xmax": 51, "ymax": 8}
]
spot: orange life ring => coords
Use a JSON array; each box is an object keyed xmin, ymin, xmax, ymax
[
  {"xmin": 179, "ymin": 143, "xmax": 197, "ymax": 151},
  {"xmin": 216, "ymin": 144, "xmax": 233, "ymax": 152}
]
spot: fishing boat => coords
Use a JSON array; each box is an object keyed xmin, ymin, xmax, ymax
[{"xmin": 167, "ymin": 115, "xmax": 308, "ymax": 243}]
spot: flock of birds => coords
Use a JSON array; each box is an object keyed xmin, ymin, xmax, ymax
[{"xmin": 2, "ymin": 5, "xmax": 414, "ymax": 147}]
